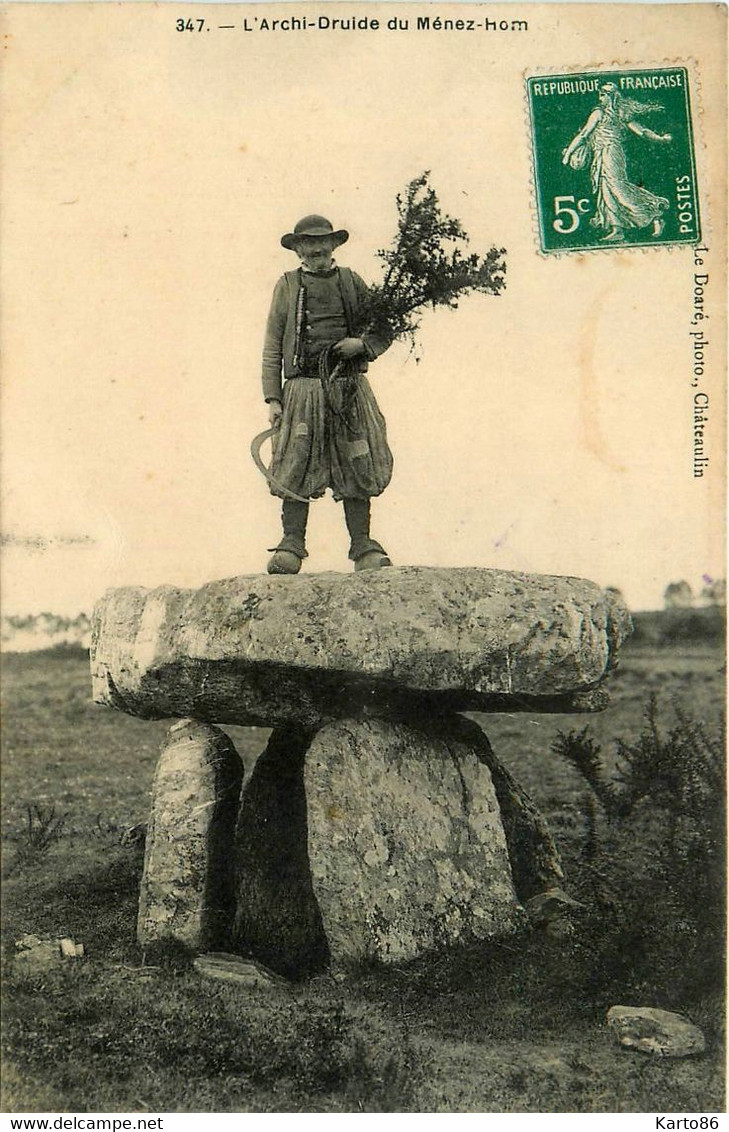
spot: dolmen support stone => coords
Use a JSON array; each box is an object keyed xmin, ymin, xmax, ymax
[
  {"xmin": 91, "ymin": 567, "xmax": 632, "ymax": 727},
  {"xmin": 304, "ymin": 717, "xmax": 522, "ymax": 966},
  {"xmin": 233, "ymin": 717, "xmax": 528, "ymax": 975},
  {"xmin": 91, "ymin": 567, "xmax": 632, "ymax": 976},
  {"xmin": 137, "ymin": 719, "xmax": 243, "ymax": 951}
]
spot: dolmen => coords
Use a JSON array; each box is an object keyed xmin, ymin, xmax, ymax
[{"xmin": 91, "ymin": 566, "xmax": 631, "ymax": 978}]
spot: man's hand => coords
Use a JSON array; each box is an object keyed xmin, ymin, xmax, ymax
[
  {"xmin": 333, "ymin": 337, "xmax": 366, "ymax": 360},
  {"xmin": 268, "ymin": 399, "xmax": 283, "ymax": 429}
]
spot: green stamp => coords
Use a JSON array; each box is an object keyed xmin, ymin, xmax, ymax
[{"xmin": 527, "ymin": 67, "xmax": 701, "ymax": 253}]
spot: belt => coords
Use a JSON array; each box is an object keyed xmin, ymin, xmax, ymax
[{"xmin": 290, "ymin": 364, "xmax": 322, "ymax": 380}]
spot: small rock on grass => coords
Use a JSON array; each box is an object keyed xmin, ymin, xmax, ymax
[
  {"xmin": 59, "ymin": 938, "xmax": 85, "ymax": 959},
  {"xmin": 193, "ymin": 952, "xmax": 288, "ymax": 989},
  {"xmin": 14, "ymin": 935, "xmax": 85, "ymax": 972},
  {"xmin": 607, "ymin": 1005, "xmax": 706, "ymax": 1057},
  {"xmin": 524, "ymin": 888, "xmax": 585, "ymax": 937}
]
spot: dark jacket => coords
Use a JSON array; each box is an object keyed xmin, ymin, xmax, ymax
[{"xmin": 261, "ymin": 266, "xmax": 391, "ymax": 402}]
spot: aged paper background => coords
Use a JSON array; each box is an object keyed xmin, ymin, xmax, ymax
[{"xmin": 1, "ymin": 2, "xmax": 725, "ymax": 618}]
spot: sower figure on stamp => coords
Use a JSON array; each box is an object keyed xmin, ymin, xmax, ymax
[
  {"xmin": 262, "ymin": 215, "xmax": 394, "ymax": 574},
  {"xmin": 561, "ymin": 83, "xmax": 672, "ymax": 244}
]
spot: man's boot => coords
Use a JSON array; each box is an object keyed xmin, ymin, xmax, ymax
[
  {"xmin": 267, "ymin": 500, "xmax": 309, "ymax": 575},
  {"xmin": 343, "ymin": 498, "xmax": 391, "ymax": 571}
]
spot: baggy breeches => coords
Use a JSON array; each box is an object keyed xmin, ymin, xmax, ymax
[{"xmin": 268, "ymin": 376, "xmax": 394, "ymax": 501}]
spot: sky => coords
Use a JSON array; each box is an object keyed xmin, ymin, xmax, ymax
[{"xmin": 1, "ymin": 2, "xmax": 726, "ymax": 616}]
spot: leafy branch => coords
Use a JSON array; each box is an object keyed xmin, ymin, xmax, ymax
[
  {"xmin": 328, "ymin": 172, "xmax": 507, "ymax": 427},
  {"xmin": 363, "ymin": 171, "xmax": 507, "ymax": 352}
]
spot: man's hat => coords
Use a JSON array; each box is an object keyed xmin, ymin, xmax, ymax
[{"xmin": 281, "ymin": 215, "xmax": 349, "ymax": 251}]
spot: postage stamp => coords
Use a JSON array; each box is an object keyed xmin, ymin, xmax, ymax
[{"xmin": 526, "ymin": 67, "xmax": 701, "ymax": 253}]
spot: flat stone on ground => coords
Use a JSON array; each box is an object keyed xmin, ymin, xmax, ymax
[
  {"xmin": 193, "ymin": 953, "xmax": 287, "ymax": 988},
  {"xmin": 607, "ymin": 1005, "xmax": 707, "ymax": 1057}
]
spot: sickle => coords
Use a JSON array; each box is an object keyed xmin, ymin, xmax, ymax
[{"xmin": 250, "ymin": 428, "xmax": 311, "ymax": 504}]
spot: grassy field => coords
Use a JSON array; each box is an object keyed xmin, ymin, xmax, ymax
[{"xmin": 1, "ymin": 638, "xmax": 725, "ymax": 1113}]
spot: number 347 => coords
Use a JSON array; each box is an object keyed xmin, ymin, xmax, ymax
[{"xmin": 552, "ymin": 195, "xmax": 591, "ymax": 234}]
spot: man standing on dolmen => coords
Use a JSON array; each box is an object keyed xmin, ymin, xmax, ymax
[{"xmin": 261, "ymin": 215, "xmax": 394, "ymax": 574}]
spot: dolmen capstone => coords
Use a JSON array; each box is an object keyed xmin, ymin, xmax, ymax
[{"xmin": 91, "ymin": 566, "xmax": 631, "ymax": 978}]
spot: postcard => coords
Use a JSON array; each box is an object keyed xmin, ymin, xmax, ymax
[{"xmin": 1, "ymin": 1, "xmax": 726, "ymax": 1117}]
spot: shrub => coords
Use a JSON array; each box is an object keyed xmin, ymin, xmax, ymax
[
  {"xmin": 2, "ymin": 804, "xmax": 68, "ymax": 879},
  {"xmin": 551, "ymin": 696, "xmax": 726, "ymax": 1001}
]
